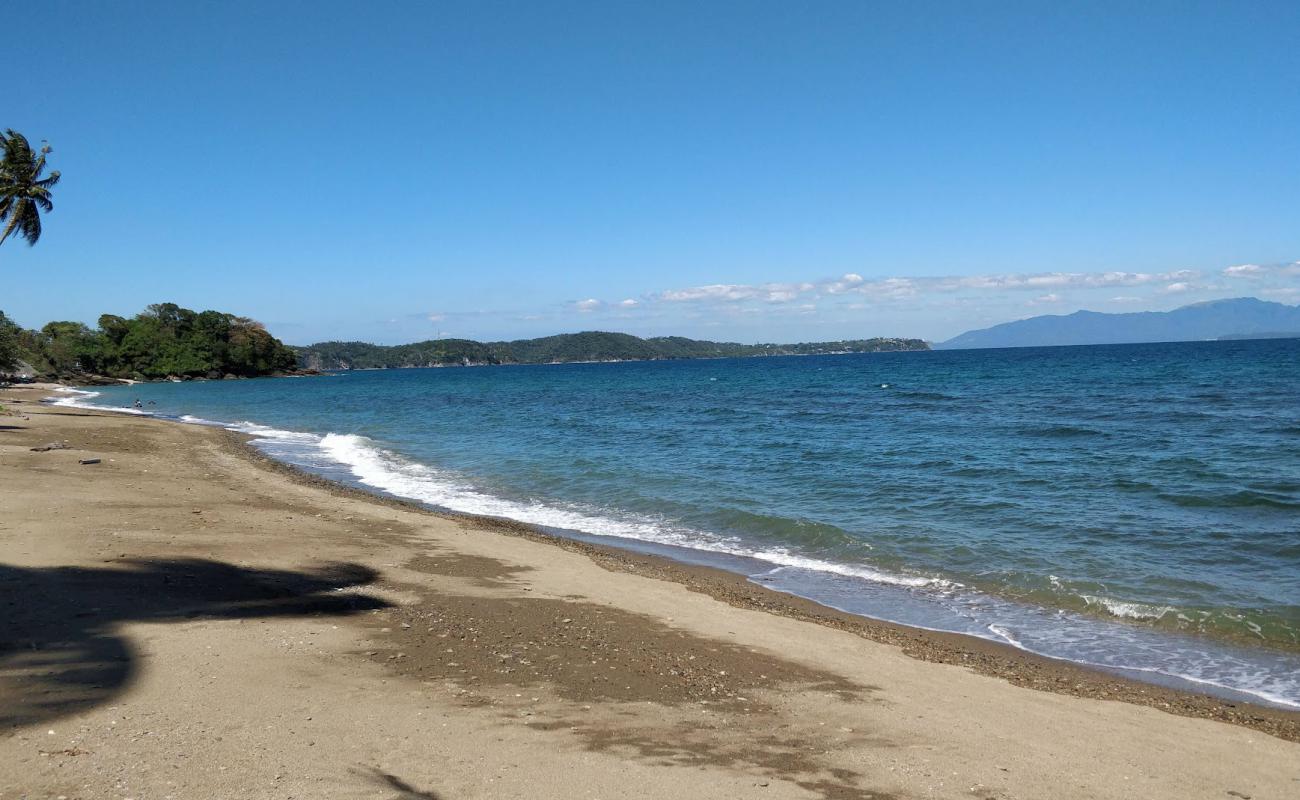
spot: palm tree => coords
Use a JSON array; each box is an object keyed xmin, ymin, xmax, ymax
[{"xmin": 0, "ymin": 130, "xmax": 61, "ymax": 247}]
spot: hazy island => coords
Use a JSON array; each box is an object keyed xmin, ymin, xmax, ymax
[
  {"xmin": 939, "ymin": 297, "xmax": 1300, "ymax": 349},
  {"xmin": 297, "ymin": 332, "xmax": 930, "ymax": 370}
]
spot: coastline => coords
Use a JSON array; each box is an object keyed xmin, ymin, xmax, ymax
[
  {"xmin": 233, "ymin": 420, "xmax": 1300, "ymax": 740},
  {"xmin": 3, "ymin": 387, "xmax": 1299, "ymax": 799},
  {"xmin": 46, "ymin": 383, "xmax": 1300, "ymax": 715}
]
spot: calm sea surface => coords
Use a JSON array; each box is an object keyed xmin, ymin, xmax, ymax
[{"xmin": 61, "ymin": 339, "xmax": 1300, "ymax": 707}]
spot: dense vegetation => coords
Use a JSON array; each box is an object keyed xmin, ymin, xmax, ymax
[
  {"xmin": 0, "ymin": 303, "xmax": 298, "ymax": 380},
  {"xmin": 299, "ymin": 331, "xmax": 929, "ymax": 370},
  {"xmin": 0, "ymin": 312, "xmax": 20, "ymax": 373}
]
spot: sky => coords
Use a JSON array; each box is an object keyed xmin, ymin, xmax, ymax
[{"xmin": 4, "ymin": 0, "xmax": 1300, "ymax": 345}]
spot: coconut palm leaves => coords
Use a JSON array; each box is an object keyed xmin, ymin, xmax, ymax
[{"xmin": 0, "ymin": 130, "xmax": 61, "ymax": 247}]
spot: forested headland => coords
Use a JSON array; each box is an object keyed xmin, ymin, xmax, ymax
[
  {"xmin": 298, "ymin": 332, "xmax": 929, "ymax": 370},
  {"xmin": 0, "ymin": 303, "xmax": 299, "ymax": 381},
  {"xmin": 1, "ymin": 306, "xmax": 929, "ymax": 383}
]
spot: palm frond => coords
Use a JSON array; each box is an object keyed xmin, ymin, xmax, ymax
[
  {"xmin": 2, "ymin": 131, "xmax": 32, "ymax": 168},
  {"xmin": 0, "ymin": 199, "xmax": 25, "ymax": 245},
  {"xmin": 18, "ymin": 201, "xmax": 41, "ymax": 245}
]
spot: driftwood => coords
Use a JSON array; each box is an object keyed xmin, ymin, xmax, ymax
[{"xmin": 30, "ymin": 442, "xmax": 70, "ymax": 452}]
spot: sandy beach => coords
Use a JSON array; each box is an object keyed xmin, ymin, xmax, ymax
[{"xmin": 2, "ymin": 387, "xmax": 1298, "ymax": 800}]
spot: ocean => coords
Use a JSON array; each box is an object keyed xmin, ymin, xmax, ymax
[{"xmin": 55, "ymin": 339, "xmax": 1300, "ymax": 708}]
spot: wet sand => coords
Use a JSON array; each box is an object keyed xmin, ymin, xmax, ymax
[{"xmin": 2, "ymin": 387, "xmax": 1298, "ymax": 799}]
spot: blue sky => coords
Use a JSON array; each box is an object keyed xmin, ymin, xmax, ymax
[{"xmin": 5, "ymin": 1, "xmax": 1299, "ymax": 344}]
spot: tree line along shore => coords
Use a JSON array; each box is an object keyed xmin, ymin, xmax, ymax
[
  {"xmin": 297, "ymin": 331, "xmax": 930, "ymax": 370},
  {"xmin": 0, "ymin": 303, "xmax": 300, "ymax": 382},
  {"xmin": 1, "ymin": 302, "xmax": 928, "ymax": 383}
]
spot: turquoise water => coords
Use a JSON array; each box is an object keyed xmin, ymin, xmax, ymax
[{"xmin": 60, "ymin": 339, "xmax": 1300, "ymax": 707}]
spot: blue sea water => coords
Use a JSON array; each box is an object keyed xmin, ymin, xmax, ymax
[{"xmin": 58, "ymin": 339, "xmax": 1300, "ymax": 707}]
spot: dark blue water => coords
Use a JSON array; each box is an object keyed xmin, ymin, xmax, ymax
[{"xmin": 59, "ymin": 340, "xmax": 1300, "ymax": 707}]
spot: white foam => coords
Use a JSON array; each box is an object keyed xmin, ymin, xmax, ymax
[
  {"xmin": 27, "ymin": 395, "xmax": 982, "ymax": 592},
  {"xmin": 987, "ymin": 623, "xmax": 1026, "ymax": 649},
  {"xmin": 1081, "ymin": 594, "xmax": 1177, "ymax": 621},
  {"xmin": 315, "ymin": 433, "xmax": 948, "ymax": 589},
  {"xmin": 50, "ymin": 387, "xmax": 99, "ymax": 402},
  {"xmin": 986, "ymin": 624, "xmax": 1300, "ymax": 710},
  {"xmin": 757, "ymin": 553, "xmax": 944, "ymax": 588},
  {"xmin": 177, "ymin": 413, "xmax": 232, "ymax": 428},
  {"xmin": 227, "ymin": 420, "xmax": 322, "ymax": 443},
  {"xmin": 1099, "ymin": 660, "xmax": 1300, "ymax": 709},
  {"xmin": 47, "ymin": 387, "xmax": 149, "ymax": 415}
]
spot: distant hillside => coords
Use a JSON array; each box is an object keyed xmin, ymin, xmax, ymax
[
  {"xmin": 939, "ymin": 298, "xmax": 1300, "ymax": 349},
  {"xmin": 297, "ymin": 331, "xmax": 929, "ymax": 370},
  {"xmin": 1218, "ymin": 331, "xmax": 1300, "ymax": 341}
]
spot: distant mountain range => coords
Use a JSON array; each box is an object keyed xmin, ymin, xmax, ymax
[
  {"xmin": 939, "ymin": 298, "xmax": 1300, "ymax": 349},
  {"xmin": 296, "ymin": 331, "xmax": 929, "ymax": 370}
]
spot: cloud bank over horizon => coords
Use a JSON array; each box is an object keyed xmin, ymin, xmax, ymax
[{"xmin": 300, "ymin": 260, "xmax": 1300, "ymax": 347}]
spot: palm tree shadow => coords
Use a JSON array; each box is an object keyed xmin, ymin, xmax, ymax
[
  {"xmin": 0, "ymin": 558, "xmax": 390, "ymax": 729},
  {"xmin": 354, "ymin": 766, "xmax": 443, "ymax": 799}
]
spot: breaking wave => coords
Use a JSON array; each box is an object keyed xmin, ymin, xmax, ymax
[{"xmin": 314, "ymin": 432, "xmax": 946, "ymax": 589}]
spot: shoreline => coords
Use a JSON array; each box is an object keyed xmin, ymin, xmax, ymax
[
  {"xmin": 48, "ymin": 382, "xmax": 1300, "ymax": 680},
  {"xmin": 37, "ymin": 385, "xmax": 1300, "ymax": 741},
  {"xmin": 5, "ymin": 386, "xmax": 1300, "ymax": 799},
  {"xmin": 228, "ymin": 419, "xmax": 1300, "ymax": 742}
]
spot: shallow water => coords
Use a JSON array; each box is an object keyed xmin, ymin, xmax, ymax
[{"xmin": 61, "ymin": 339, "xmax": 1300, "ymax": 707}]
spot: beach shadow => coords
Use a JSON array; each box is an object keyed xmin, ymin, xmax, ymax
[
  {"xmin": 544, "ymin": 720, "xmax": 898, "ymax": 800},
  {"xmin": 0, "ymin": 558, "xmax": 390, "ymax": 729},
  {"xmin": 353, "ymin": 766, "xmax": 444, "ymax": 799}
]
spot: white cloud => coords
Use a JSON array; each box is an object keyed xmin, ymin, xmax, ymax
[
  {"xmin": 1222, "ymin": 261, "xmax": 1300, "ymax": 280},
  {"xmin": 659, "ymin": 284, "xmax": 763, "ymax": 302},
  {"xmin": 1261, "ymin": 287, "xmax": 1300, "ymax": 298},
  {"xmin": 427, "ymin": 313, "xmax": 445, "ymax": 323},
  {"xmin": 823, "ymin": 273, "xmax": 865, "ymax": 294},
  {"xmin": 656, "ymin": 268, "xmax": 1205, "ymax": 308},
  {"xmin": 860, "ymin": 277, "xmax": 918, "ymax": 299},
  {"xmin": 935, "ymin": 270, "xmax": 1196, "ymax": 292},
  {"xmin": 558, "ymin": 260, "xmax": 1294, "ymax": 336},
  {"xmin": 657, "ymin": 281, "xmax": 818, "ymax": 304}
]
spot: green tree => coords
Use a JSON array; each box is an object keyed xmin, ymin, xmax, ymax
[
  {"xmin": 115, "ymin": 314, "xmax": 165, "ymax": 377},
  {"xmin": 0, "ymin": 311, "xmax": 21, "ymax": 373},
  {"xmin": 0, "ymin": 130, "xmax": 60, "ymax": 247},
  {"xmin": 1, "ymin": 303, "xmax": 298, "ymax": 380},
  {"xmin": 36, "ymin": 321, "xmax": 102, "ymax": 375}
]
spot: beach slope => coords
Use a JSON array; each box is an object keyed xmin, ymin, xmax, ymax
[{"xmin": 1, "ymin": 389, "xmax": 1297, "ymax": 799}]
